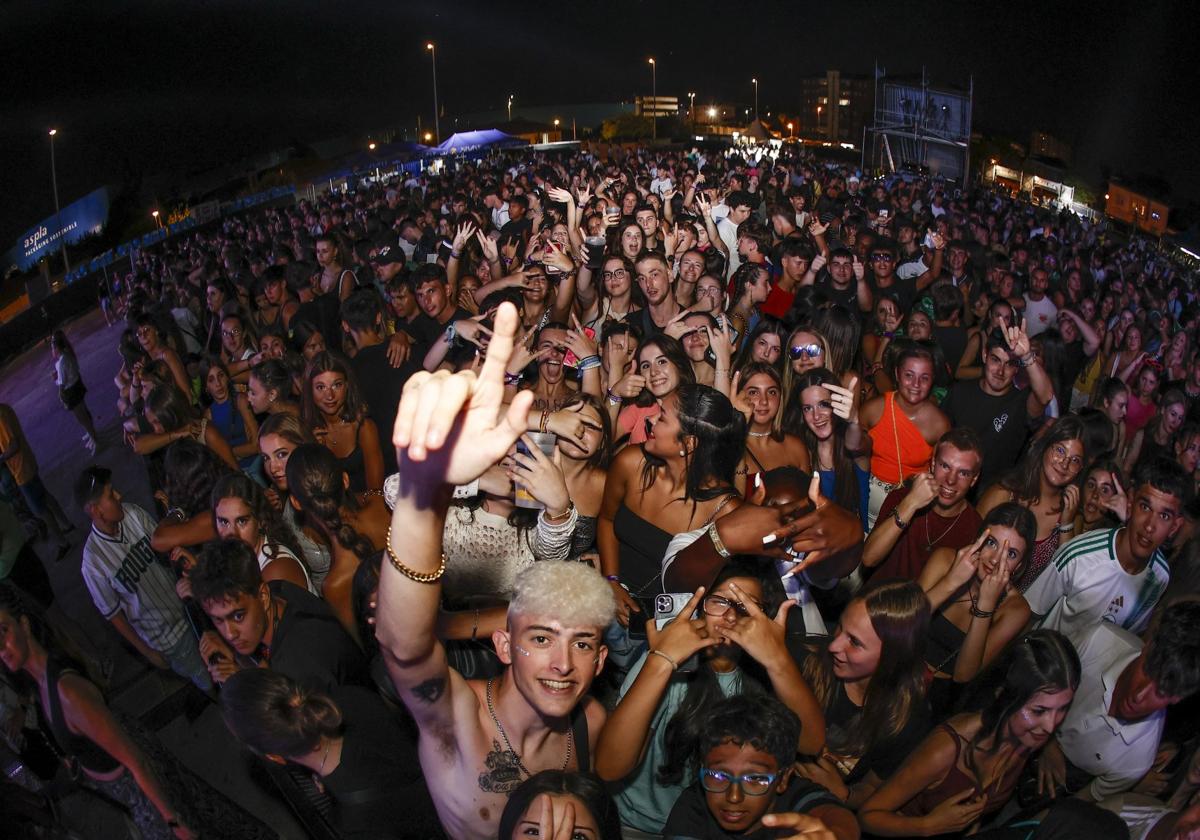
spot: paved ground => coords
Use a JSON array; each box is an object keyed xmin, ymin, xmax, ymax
[{"xmin": 1, "ymin": 308, "xmax": 308, "ymax": 838}]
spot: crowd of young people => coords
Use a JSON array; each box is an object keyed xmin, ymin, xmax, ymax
[{"xmin": 3, "ymin": 140, "xmax": 1200, "ymax": 840}]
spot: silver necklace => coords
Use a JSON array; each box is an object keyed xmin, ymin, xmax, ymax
[
  {"xmin": 485, "ymin": 677, "xmax": 573, "ymax": 777},
  {"xmin": 748, "ymin": 430, "xmax": 771, "ymax": 438}
]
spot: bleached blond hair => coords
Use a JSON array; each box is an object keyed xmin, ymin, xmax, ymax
[{"xmin": 509, "ymin": 562, "xmax": 616, "ymax": 630}]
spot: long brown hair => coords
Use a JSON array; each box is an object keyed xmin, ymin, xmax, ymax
[{"xmin": 802, "ymin": 580, "xmax": 930, "ymax": 759}]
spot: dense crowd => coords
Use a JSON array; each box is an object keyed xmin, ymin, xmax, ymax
[{"xmin": 2, "ymin": 141, "xmax": 1200, "ymax": 840}]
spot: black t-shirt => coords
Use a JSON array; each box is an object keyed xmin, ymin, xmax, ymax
[
  {"xmin": 824, "ymin": 678, "xmax": 931, "ymax": 784},
  {"xmin": 269, "ymin": 580, "xmax": 370, "ymax": 693},
  {"xmin": 813, "ymin": 274, "xmax": 860, "ymax": 313},
  {"xmin": 872, "ymin": 273, "xmax": 918, "ymax": 312},
  {"xmin": 348, "ymin": 342, "xmax": 419, "ymax": 475},
  {"xmin": 664, "ymin": 777, "xmax": 848, "ymax": 840},
  {"xmin": 500, "ymin": 216, "xmax": 533, "ymax": 243},
  {"xmin": 408, "ymin": 307, "xmax": 474, "ymax": 359},
  {"xmin": 942, "ymin": 380, "xmax": 1033, "ymax": 492},
  {"xmin": 322, "ymin": 687, "xmax": 444, "ymax": 839},
  {"xmin": 294, "ymin": 291, "xmax": 343, "ymax": 349},
  {"xmin": 931, "ymin": 325, "xmax": 968, "ymax": 372}
]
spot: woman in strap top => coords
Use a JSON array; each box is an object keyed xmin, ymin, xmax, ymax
[
  {"xmin": 860, "ymin": 630, "xmax": 1080, "ymax": 838},
  {"xmin": 977, "ymin": 416, "xmax": 1086, "ymax": 592},
  {"xmin": 857, "ymin": 342, "xmax": 951, "ymax": 529}
]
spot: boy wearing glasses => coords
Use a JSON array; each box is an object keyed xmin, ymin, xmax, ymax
[
  {"xmin": 1024, "ymin": 457, "xmax": 1189, "ymax": 646},
  {"xmin": 663, "ymin": 693, "xmax": 857, "ymax": 839}
]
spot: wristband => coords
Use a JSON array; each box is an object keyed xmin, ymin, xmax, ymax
[
  {"xmin": 649, "ymin": 649, "xmax": 679, "ymax": 671},
  {"xmin": 605, "ymin": 389, "xmax": 623, "ymax": 405},
  {"xmin": 605, "ymin": 574, "xmax": 621, "ymax": 583},
  {"xmin": 577, "ymin": 354, "xmax": 601, "ymax": 371},
  {"xmin": 450, "ymin": 250, "xmax": 462, "ymax": 260},
  {"xmin": 504, "ymin": 372, "xmax": 522, "ymax": 386},
  {"xmin": 1019, "ymin": 353, "xmax": 1037, "ymax": 368},
  {"xmin": 1056, "ymin": 522, "xmax": 1076, "ymax": 533},
  {"xmin": 891, "ymin": 509, "xmax": 909, "ymax": 530},
  {"xmin": 969, "ymin": 605, "xmax": 996, "ymax": 619}
]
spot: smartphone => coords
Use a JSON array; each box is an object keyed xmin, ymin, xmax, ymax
[
  {"xmin": 923, "ymin": 231, "xmax": 936, "ymax": 248},
  {"xmin": 654, "ymin": 593, "xmax": 699, "ymax": 672},
  {"xmin": 563, "ymin": 326, "xmax": 596, "ymax": 368},
  {"xmin": 627, "ymin": 607, "xmax": 650, "ymax": 641},
  {"xmin": 878, "ymin": 208, "xmax": 890, "ymax": 220}
]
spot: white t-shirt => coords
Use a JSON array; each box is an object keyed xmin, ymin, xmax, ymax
[
  {"xmin": 1025, "ymin": 527, "xmax": 1168, "ymax": 646},
  {"xmin": 1024, "ymin": 293, "xmax": 1059, "ymax": 337},
  {"xmin": 81, "ymin": 504, "xmax": 187, "ymax": 652}
]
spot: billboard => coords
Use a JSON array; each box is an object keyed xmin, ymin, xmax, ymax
[{"xmin": 6, "ymin": 187, "xmax": 110, "ymax": 272}]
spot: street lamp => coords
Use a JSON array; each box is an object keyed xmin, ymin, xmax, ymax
[
  {"xmin": 151, "ymin": 210, "xmax": 161, "ymax": 229},
  {"xmin": 553, "ymin": 118, "xmax": 560, "ymax": 138},
  {"xmin": 426, "ymin": 42, "xmax": 439, "ymax": 143},
  {"xmin": 507, "ymin": 94, "xmax": 513, "ymax": 122},
  {"xmin": 816, "ymin": 104, "xmax": 823, "ymax": 134},
  {"xmin": 707, "ymin": 106, "xmax": 718, "ymax": 120},
  {"xmin": 47, "ymin": 128, "xmax": 69, "ymax": 274},
  {"xmin": 423, "ymin": 132, "xmax": 433, "ymax": 142},
  {"xmin": 751, "ymin": 78, "xmax": 759, "ymax": 120},
  {"xmin": 787, "ymin": 122, "xmax": 794, "ymax": 139},
  {"xmin": 648, "ymin": 58, "xmax": 656, "ymax": 140},
  {"xmin": 368, "ymin": 142, "xmax": 377, "ymax": 150}
]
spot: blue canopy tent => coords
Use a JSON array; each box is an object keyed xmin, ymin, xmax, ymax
[
  {"xmin": 321, "ymin": 140, "xmax": 432, "ymax": 180},
  {"xmin": 431, "ymin": 129, "xmax": 527, "ymax": 155}
]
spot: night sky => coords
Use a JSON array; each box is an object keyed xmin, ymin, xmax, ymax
[{"xmin": 3, "ymin": 0, "xmax": 1197, "ymax": 247}]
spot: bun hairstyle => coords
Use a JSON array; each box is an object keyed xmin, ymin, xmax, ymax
[{"xmin": 220, "ymin": 668, "xmax": 342, "ymax": 759}]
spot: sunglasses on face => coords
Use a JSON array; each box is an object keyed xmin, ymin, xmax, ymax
[{"xmin": 789, "ymin": 343, "xmax": 823, "ymax": 361}]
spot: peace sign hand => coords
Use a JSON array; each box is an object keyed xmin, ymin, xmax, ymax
[
  {"xmin": 645, "ymin": 587, "xmax": 721, "ymax": 664},
  {"xmin": 977, "ymin": 539, "xmax": 1011, "ymax": 612},
  {"xmin": 392, "ymin": 302, "xmax": 533, "ymax": 483},
  {"xmin": 1103, "ymin": 473, "xmax": 1129, "ymax": 522},
  {"xmin": 947, "ymin": 528, "xmax": 989, "ymax": 590},
  {"xmin": 720, "ymin": 582, "xmax": 794, "ymax": 671}
]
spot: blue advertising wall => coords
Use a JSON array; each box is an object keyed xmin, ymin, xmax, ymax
[{"xmin": 5, "ymin": 187, "xmax": 110, "ymax": 271}]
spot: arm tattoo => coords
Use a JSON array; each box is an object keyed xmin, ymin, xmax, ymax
[{"xmin": 410, "ymin": 677, "xmax": 446, "ymax": 704}]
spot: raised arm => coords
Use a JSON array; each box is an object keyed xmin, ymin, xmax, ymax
[{"xmin": 376, "ymin": 303, "xmax": 533, "ymax": 735}]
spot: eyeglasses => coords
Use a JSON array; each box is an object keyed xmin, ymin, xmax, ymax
[
  {"xmin": 602, "ymin": 269, "xmax": 629, "ymax": 279},
  {"xmin": 698, "ymin": 767, "xmax": 777, "ymax": 796},
  {"xmin": 1050, "ymin": 444, "xmax": 1084, "ymax": 470},
  {"xmin": 222, "ymin": 328, "xmax": 242, "ymax": 337},
  {"xmin": 702, "ymin": 594, "xmax": 761, "ymax": 618},
  {"xmin": 789, "ymin": 343, "xmax": 823, "ymax": 361}
]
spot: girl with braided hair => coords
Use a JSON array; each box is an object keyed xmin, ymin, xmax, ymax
[
  {"xmin": 285, "ymin": 443, "xmax": 389, "ymax": 644},
  {"xmin": 210, "ymin": 473, "xmax": 314, "ymax": 594}
]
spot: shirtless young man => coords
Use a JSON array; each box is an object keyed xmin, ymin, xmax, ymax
[{"xmin": 375, "ymin": 302, "xmax": 615, "ymax": 840}]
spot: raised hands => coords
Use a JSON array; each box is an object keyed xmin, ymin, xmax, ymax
[
  {"xmin": 720, "ymin": 582, "xmax": 794, "ymax": 671},
  {"xmin": 451, "ymin": 221, "xmax": 477, "ymax": 253},
  {"xmin": 546, "ymin": 186, "xmax": 575, "ymax": 207},
  {"xmin": 506, "ymin": 434, "xmax": 569, "ymax": 515},
  {"xmin": 852, "ymin": 254, "xmax": 865, "ymax": 282},
  {"xmin": 825, "ymin": 376, "xmax": 858, "ymax": 423},
  {"xmin": 1103, "ymin": 473, "xmax": 1129, "ymax": 522},
  {"xmin": 475, "ymin": 230, "xmax": 499, "ymax": 264},
  {"xmin": 645, "ymin": 587, "xmax": 721, "ymax": 664},
  {"xmin": 392, "ymin": 302, "xmax": 534, "ymax": 483},
  {"xmin": 946, "ymin": 529, "xmax": 990, "ymax": 591},
  {"xmin": 1004, "ymin": 317, "xmax": 1032, "ymax": 360}
]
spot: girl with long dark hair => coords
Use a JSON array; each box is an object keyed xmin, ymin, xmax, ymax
[
  {"xmin": 594, "ymin": 560, "xmax": 824, "ymax": 836},
  {"xmin": 917, "ymin": 503, "xmax": 1037, "ymax": 716},
  {"xmin": 210, "ymin": 473, "xmax": 313, "ymax": 593},
  {"xmin": 977, "ymin": 416, "xmax": 1087, "ymax": 591},
  {"xmin": 860, "ymin": 630, "xmax": 1080, "ymax": 837},
  {"xmin": 599, "ymin": 384, "xmax": 747, "ymax": 637},
  {"xmin": 500, "ymin": 770, "xmax": 623, "ymax": 840},
  {"xmin": 300, "ymin": 351, "xmax": 383, "ymax": 493},
  {"xmin": 732, "ymin": 362, "xmax": 811, "ymax": 494},
  {"xmin": 611, "ymin": 335, "xmax": 695, "ymax": 446},
  {"xmin": 794, "ymin": 580, "xmax": 932, "ymax": 808}
]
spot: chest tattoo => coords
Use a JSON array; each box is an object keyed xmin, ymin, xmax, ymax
[{"xmin": 477, "ymin": 739, "xmax": 523, "ymax": 793}]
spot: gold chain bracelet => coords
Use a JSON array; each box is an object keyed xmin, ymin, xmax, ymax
[{"xmin": 385, "ymin": 523, "xmax": 447, "ymax": 583}]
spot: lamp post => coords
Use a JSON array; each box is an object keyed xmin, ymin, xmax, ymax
[
  {"xmin": 426, "ymin": 42, "xmax": 440, "ymax": 143},
  {"xmin": 48, "ymin": 129, "xmax": 70, "ymax": 274},
  {"xmin": 151, "ymin": 210, "xmax": 161, "ymax": 229},
  {"xmin": 688, "ymin": 91, "xmax": 696, "ymax": 130},
  {"xmin": 787, "ymin": 122, "xmax": 794, "ymax": 139},
  {"xmin": 648, "ymin": 57, "xmax": 656, "ymax": 140},
  {"xmin": 816, "ymin": 104, "xmax": 823, "ymax": 135},
  {"xmin": 507, "ymin": 94, "xmax": 513, "ymax": 123},
  {"xmin": 752, "ymin": 77, "xmax": 759, "ymax": 120},
  {"xmin": 553, "ymin": 118, "xmax": 560, "ymax": 140}
]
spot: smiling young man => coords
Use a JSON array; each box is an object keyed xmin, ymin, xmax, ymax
[
  {"xmin": 942, "ymin": 321, "xmax": 1054, "ymax": 492},
  {"xmin": 377, "ymin": 301, "xmax": 616, "ymax": 840},
  {"xmin": 1024, "ymin": 457, "xmax": 1190, "ymax": 645},
  {"xmin": 862, "ymin": 428, "xmax": 984, "ymax": 582}
]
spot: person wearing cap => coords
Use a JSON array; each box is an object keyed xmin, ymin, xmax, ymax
[{"xmin": 74, "ymin": 466, "xmax": 211, "ymax": 691}]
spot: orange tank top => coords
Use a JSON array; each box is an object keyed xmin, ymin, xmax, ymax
[{"xmin": 868, "ymin": 392, "xmax": 934, "ymax": 484}]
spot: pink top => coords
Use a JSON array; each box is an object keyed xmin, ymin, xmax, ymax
[
  {"xmin": 617, "ymin": 403, "xmax": 661, "ymax": 445},
  {"xmin": 1125, "ymin": 393, "xmax": 1157, "ymax": 437}
]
